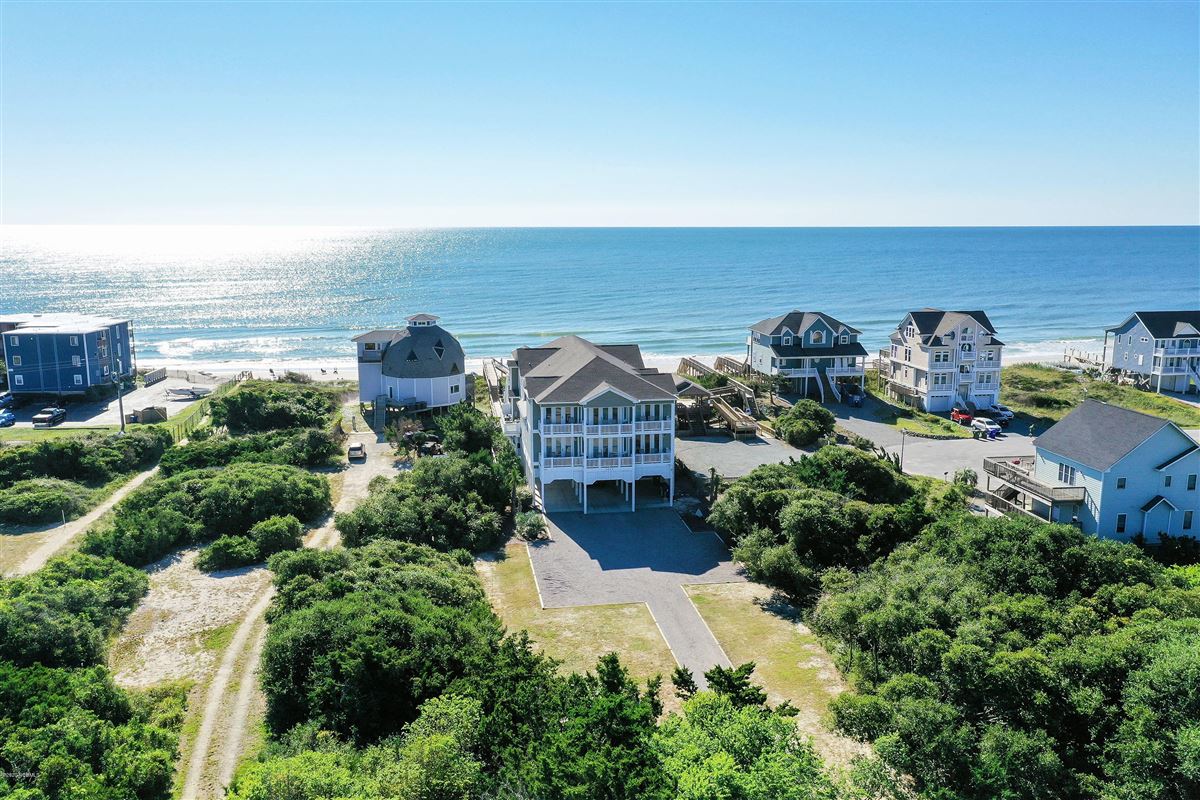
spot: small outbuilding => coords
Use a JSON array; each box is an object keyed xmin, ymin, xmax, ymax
[{"xmin": 354, "ymin": 314, "xmax": 467, "ymax": 409}]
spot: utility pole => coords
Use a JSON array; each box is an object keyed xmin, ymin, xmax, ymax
[
  {"xmin": 899, "ymin": 428, "xmax": 907, "ymax": 472},
  {"xmin": 114, "ymin": 358, "xmax": 126, "ymax": 434}
]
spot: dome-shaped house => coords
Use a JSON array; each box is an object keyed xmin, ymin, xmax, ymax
[{"xmin": 353, "ymin": 314, "xmax": 466, "ymax": 409}]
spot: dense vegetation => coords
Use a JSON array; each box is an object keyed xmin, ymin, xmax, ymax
[
  {"xmin": 0, "ymin": 552, "xmax": 184, "ymax": 800},
  {"xmin": 0, "ymin": 428, "xmax": 173, "ymax": 526},
  {"xmin": 210, "ymin": 379, "xmax": 342, "ymax": 432},
  {"xmin": 710, "ymin": 446, "xmax": 965, "ymax": 597},
  {"xmin": 82, "ymin": 462, "xmax": 330, "ymax": 568},
  {"xmin": 709, "ymin": 441, "xmax": 1200, "ymax": 800},
  {"xmin": 247, "ymin": 536, "xmax": 852, "ymax": 800},
  {"xmin": 158, "ymin": 428, "xmax": 340, "ymax": 475},
  {"xmin": 336, "ymin": 406, "xmax": 520, "ymax": 552},
  {"xmin": 773, "ymin": 398, "xmax": 836, "ymax": 447},
  {"xmin": 1001, "ymin": 363, "xmax": 1200, "ymax": 427}
]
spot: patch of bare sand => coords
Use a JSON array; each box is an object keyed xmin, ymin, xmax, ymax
[{"xmin": 109, "ymin": 548, "xmax": 272, "ymax": 689}]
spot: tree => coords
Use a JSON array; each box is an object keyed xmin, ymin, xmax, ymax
[{"xmin": 703, "ymin": 663, "xmax": 767, "ymax": 708}]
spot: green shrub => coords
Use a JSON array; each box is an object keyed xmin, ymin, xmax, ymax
[
  {"xmin": 248, "ymin": 514, "xmax": 304, "ymax": 557},
  {"xmin": 197, "ymin": 535, "xmax": 260, "ymax": 571},
  {"xmin": 83, "ymin": 463, "xmax": 330, "ymax": 567},
  {"xmin": 515, "ymin": 511, "xmax": 548, "ymax": 541},
  {"xmin": 210, "ymin": 380, "xmax": 341, "ymax": 432},
  {"xmin": 0, "ymin": 427, "xmax": 173, "ymax": 488},
  {"xmin": 0, "ymin": 478, "xmax": 94, "ymax": 525},
  {"xmin": 159, "ymin": 428, "xmax": 339, "ymax": 475},
  {"xmin": 774, "ymin": 399, "xmax": 835, "ymax": 447}
]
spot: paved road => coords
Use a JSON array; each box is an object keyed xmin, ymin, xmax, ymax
[
  {"xmin": 7, "ymin": 465, "xmax": 160, "ymax": 578},
  {"xmin": 530, "ymin": 509, "xmax": 745, "ymax": 687},
  {"xmin": 5, "ymin": 376, "xmax": 218, "ymax": 429}
]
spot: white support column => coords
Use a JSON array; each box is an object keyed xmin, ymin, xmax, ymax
[
  {"xmin": 631, "ymin": 478, "xmax": 636, "ymax": 512},
  {"xmin": 668, "ymin": 473, "xmax": 674, "ymax": 507},
  {"xmin": 583, "ymin": 482, "xmax": 588, "ymax": 515}
]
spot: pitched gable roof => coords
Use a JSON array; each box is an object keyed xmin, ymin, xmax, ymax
[
  {"xmin": 1106, "ymin": 311, "xmax": 1200, "ymax": 338},
  {"xmin": 905, "ymin": 309, "xmax": 997, "ymax": 337},
  {"xmin": 749, "ymin": 311, "xmax": 862, "ymax": 337},
  {"xmin": 513, "ymin": 336, "xmax": 676, "ymax": 404},
  {"xmin": 1034, "ymin": 399, "xmax": 1191, "ymax": 471}
]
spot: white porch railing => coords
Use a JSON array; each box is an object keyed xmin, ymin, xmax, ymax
[
  {"xmin": 543, "ymin": 423, "xmax": 583, "ymax": 435},
  {"xmin": 543, "ymin": 456, "xmax": 583, "ymax": 468},
  {"xmin": 636, "ymin": 452, "xmax": 671, "ymax": 464},
  {"xmin": 1155, "ymin": 346, "xmax": 1200, "ymax": 358},
  {"xmin": 586, "ymin": 456, "xmax": 634, "ymax": 468},
  {"xmin": 635, "ymin": 419, "xmax": 672, "ymax": 432},
  {"xmin": 588, "ymin": 423, "xmax": 634, "ymax": 435}
]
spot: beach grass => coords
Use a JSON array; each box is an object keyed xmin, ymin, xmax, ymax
[
  {"xmin": 1001, "ymin": 364, "xmax": 1200, "ymax": 427},
  {"xmin": 684, "ymin": 582, "xmax": 868, "ymax": 766}
]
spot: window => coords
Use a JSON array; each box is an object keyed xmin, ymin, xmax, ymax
[
  {"xmin": 1188, "ymin": 474, "xmax": 1197, "ymax": 491},
  {"xmin": 782, "ymin": 336, "xmax": 792, "ymax": 346},
  {"xmin": 904, "ymin": 325, "xmax": 915, "ymax": 338},
  {"xmin": 116, "ymin": 343, "xmax": 122, "ymax": 356},
  {"xmin": 70, "ymin": 336, "xmax": 78, "ymax": 346},
  {"xmin": 1116, "ymin": 514, "xmax": 1127, "ymax": 534},
  {"xmin": 11, "ymin": 356, "xmax": 20, "ymax": 367},
  {"xmin": 7, "ymin": 336, "xmax": 16, "ymax": 347},
  {"xmin": 840, "ymin": 334, "xmax": 849, "ymax": 344},
  {"xmin": 1140, "ymin": 336, "xmax": 1149, "ymax": 343},
  {"xmin": 103, "ymin": 365, "xmax": 109, "ymax": 376},
  {"xmin": 72, "ymin": 355, "xmax": 81, "ymax": 367},
  {"xmin": 74, "ymin": 375, "xmax": 83, "ymax": 386},
  {"xmin": 1058, "ymin": 463, "xmax": 1077, "ymax": 485},
  {"xmin": 1164, "ymin": 475, "xmax": 1172, "ymax": 488},
  {"xmin": 1116, "ymin": 477, "xmax": 1127, "ymax": 489},
  {"xmin": 364, "ymin": 342, "xmax": 378, "ymax": 351},
  {"xmin": 1136, "ymin": 354, "xmax": 1144, "ymax": 366},
  {"xmin": 811, "ymin": 330, "xmax": 825, "ymax": 344},
  {"xmin": 904, "ymin": 348, "xmax": 912, "ymax": 361},
  {"xmin": 891, "ymin": 345, "xmax": 898, "ymax": 358},
  {"xmin": 1185, "ymin": 510, "xmax": 1194, "ymax": 531},
  {"xmin": 450, "ymin": 383, "xmax": 460, "ymax": 395}
]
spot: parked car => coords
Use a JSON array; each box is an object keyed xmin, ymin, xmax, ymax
[
  {"xmin": 971, "ymin": 417, "xmax": 1002, "ymax": 439},
  {"xmin": 0, "ymin": 409, "xmax": 15, "ymax": 427},
  {"xmin": 950, "ymin": 406, "xmax": 974, "ymax": 425},
  {"xmin": 986, "ymin": 403, "xmax": 1015, "ymax": 424},
  {"xmin": 32, "ymin": 406, "xmax": 67, "ymax": 427},
  {"xmin": 348, "ymin": 442, "xmax": 367, "ymax": 460},
  {"xmin": 0, "ymin": 392, "xmax": 12, "ymax": 409},
  {"xmin": 844, "ymin": 385, "xmax": 864, "ymax": 407}
]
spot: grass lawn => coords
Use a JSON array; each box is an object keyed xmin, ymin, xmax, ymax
[
  {"xmin": 476, "ymin": 542, "xmax": 680, "ymax": 711},
  {"xmin": 1002, "ymin": 364, "xmax": 1200, "ymax": 427},
  {"xmin": 863, "ymin": 389, "xmax": 971, "ymax": 438},
  {"xmin": 0, "ymin": 424, "xmax": 118, "ymax": 443},
  {"xmin": 685, "ymin": 582, "xmax": 869, "ymax": 767}
]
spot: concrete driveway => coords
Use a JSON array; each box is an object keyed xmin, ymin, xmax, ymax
[
  {"xmin": 5, "ymin": 376, "xmax": 219, "ymax": 428},
  {"xmin": 528, "ymin": 509, "xmax": 746, "ymax": 686}
]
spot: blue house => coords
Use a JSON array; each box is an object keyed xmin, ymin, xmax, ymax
[
  {"xmin": 984, "ymin": 400, "xmax": 1198, "ymax": 540},
  {"xmin": 746, "ymin": 311, "xmax": 867, "ymax": 402},
  {"xmin": 1, "ymin": 313, "xmax": 135, "ymax": 396},
  {"xmin": 1104, "ymin": 310, "xmax": 1200, "ymax": 395}
]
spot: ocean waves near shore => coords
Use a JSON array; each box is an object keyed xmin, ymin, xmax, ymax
[{"xmin": 2, "ymin": 226, "xmax": 1195, "ymax": 368}]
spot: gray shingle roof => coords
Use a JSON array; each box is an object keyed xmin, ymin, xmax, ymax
[
  {"xmin": 378, "ymin": 323, "xmax": 466, "ymax": 379},
  {"xmin": 513, "ymin": 336, "xmax": 677, "ymax": 404},
  {"xmin": 750, "ymin": 311, "xmax": 862, "ymax": 337},
  {"xmin": 1034, "ymin": 399, "xmax": 1178, "ymax": 471},
  {"xmin": 906, "ymin": 309, "xmax": 997, "ymax": 338},
  {"xmin": 1105, "ymin": 311, "xmax": 1200, "ymax": 338}
]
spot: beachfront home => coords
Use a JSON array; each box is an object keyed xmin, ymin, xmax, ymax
[
  {"xmin": 882, "ymin": 309, "xmax": 1003, "ymax": 412},
  {"xmin": 1103, "ymin": 310, "xmax": 1200, "ymax": 395},
  {"xmin": 353, "ymin": 314, "xmax": 466, "ymax": 409},
  {"xmin": 983, "ymin": 400, "xmax": 1198, "ymax": 539},
  {"xmin": 0, "ymin": 313, "xmax": 135, "ymax": 395},
  {"xmin": 746, "ymin": 311, "xmax": 867, "ymax": 401},
  {"xmin": 505, "ymin": 335, "xmax": 677, "ymax": 513}
]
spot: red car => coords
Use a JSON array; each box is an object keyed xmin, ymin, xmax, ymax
[{"xmin": 950, "ymin": 407, "xmax": 974, "ymax": 425}]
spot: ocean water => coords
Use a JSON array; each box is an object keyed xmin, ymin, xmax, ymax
[{"xmin": 1, "ymin": 226, "xmax": 1197, "ymax": 368}]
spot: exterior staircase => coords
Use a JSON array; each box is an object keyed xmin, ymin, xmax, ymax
[
  {"xmin": 373, "ymin": 395, "xmax": 389, "ymax": 431},
  {"xmin": 687, "ymin": 405, "xmax": 706, "ymax": 435},
  {"xmin": 824, "ymin": 370, "xmax": 841, "ymax": 403}
]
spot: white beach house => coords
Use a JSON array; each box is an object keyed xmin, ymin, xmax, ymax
[
  {"xmin": 353, "ymin": 314, "xmax": 466, "ymax": 409},
  {"xmin": 883, "ymin": 309, "xmax": 1004, "ymax": 412},
  {"xmin": 505, "ymin": 335, "xmax": 677, "ymax": 513}
]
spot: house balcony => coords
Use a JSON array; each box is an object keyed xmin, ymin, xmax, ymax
[
  {"xmin": 543, "ymin": 422, "xmax": 584, "ymax": 435},
  {"xmin": 959, "ymin": 350, "xmax": 977, "ymax": 361},
  {"xmin": 587, "ymin": 456, "xmax": 634, "ymax": 469},
  {"xmin": 635, "ymin": 418, "xmax": 672, "ymax": 432},
  {"xmin": 982, "ymin": 456, "xmax": 1087, "ymax": 503},
  {"xmin": 1155, "ymin": 345, "xmax": 1200, "ymax": 358},
  {"xmin": 543, "ymin": 456, "xmax": 584, "ymax": 468},
  {"xmin": 635, "ymin": 451, "xmax": 671, "ymax": 464},
  {"xmin": 777, "ymin": 367, "xmax": 819, "ymax": 378},
  {"xmin": 587, "ymin": 422, "xmax": 634, "ymax": 435}
]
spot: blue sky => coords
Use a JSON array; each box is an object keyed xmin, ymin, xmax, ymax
[{"xmin": 1, "ymin": 1, "xmax": 1197, "ymax": 226}]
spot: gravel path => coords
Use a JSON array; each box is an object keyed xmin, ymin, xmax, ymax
[
  {"xmin": 7, "ymin": 465, "xmax": 159, "ymax": 577},
  {"xmin": 183, "ymin": 412, "xmax": 400, "ymax": 799},
  {"xmin": 530, "ymin": 509, "xmax": 745, "ymax": 687}
]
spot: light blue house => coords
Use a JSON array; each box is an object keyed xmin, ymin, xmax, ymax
[
  {"xmin": 746, "ymin": 311, "xmax": 867, "ymax": 402},
  {"xmin": 1, "ymin": 313, "xmax": 135, "ymax": 396},
  {"xmin": 1104, "ymin": 310, "xmax": 1200, "ymax": 395},
  {"xmin": 984, "ymin": 400, "xmax": 1198, "ymax": 540}
]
